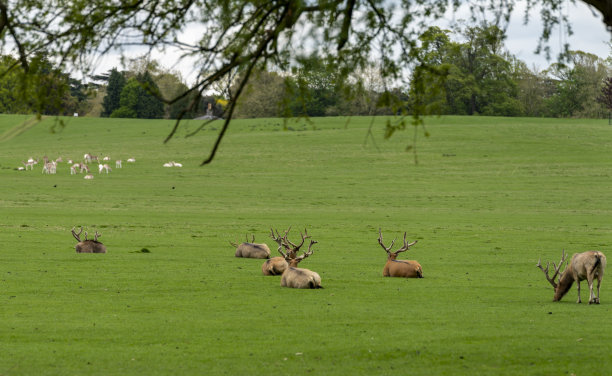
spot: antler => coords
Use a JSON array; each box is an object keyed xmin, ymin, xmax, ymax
[
  {"xmin": 71, "ymin": 226, "xmax": 83, "ymax": 242},
  {"xmin": 245, "ymin": 234, "xmax": 255, "ymax": 243},
  {"xmin": 295, "ymin": 240, "xmax": 318, "ymax": 262},
  {"xmin": 94, "ymin": 231, "xmax": 101, "ymax": 242},
  {"xmin": 396, "ymin": 233, "xmax": 418, "ymax": 254},
  {"xmin": 285, "ymin": 228, "xmax": 310, "ymax": 251},
  {"xmin": 536, "ymin": 250, "xmax": 567, "ymax": 289},
  {"xmin": 378, "ymin": 228, "xmax": 395, "ymax": 253},
  {"xmin": 270, "ymin": 228, "xmax": 285, "ymax": 248}
]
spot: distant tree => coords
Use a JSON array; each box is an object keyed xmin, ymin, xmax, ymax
[
  {"xmin": 597, "ymin": 77, "xmax": 612, "ymax": 111},
  {"xmin": 101, "ymin": 68, "xmax": 126, "ymax": 117},
  {"xmin": 135, "ymin": 71, "xmax": 165, "ymax": 119},
  {"xmin": 111, "ymin": 72, "xmax": 164, "ymax": 119},
  {"xmin": 234, "ymin": 70, "xmax": 286, "ymax": 118},
  {"xmin": 545, "ymin": 51, "xmax": 609, "ymax": 118}
]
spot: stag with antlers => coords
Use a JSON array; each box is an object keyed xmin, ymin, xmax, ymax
[
  {"xmin": 71, "ymin": 226, "xmax": 107, "ymax": 253},
  {"xmin": 230, "ymin": 234, "xmax": 271, "ymax": 259},
  {"xmin": 537, "ymin": 250, "xmax": 606, "ymax": 304},
  {"xmin": 277, "ymin": 237, "xmax": 322, "ymax": 289},
  {"xmin": 261, "ymin": 227, "xmax": 310, "ymax": 276},
  {"xmin": 378, "ymin": 229, "xmax": 423, "ymax": 278}
]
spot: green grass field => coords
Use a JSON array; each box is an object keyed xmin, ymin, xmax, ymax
[{"xmin": 1, "ymin": 114, "xmax": 611, "ymax": 375}]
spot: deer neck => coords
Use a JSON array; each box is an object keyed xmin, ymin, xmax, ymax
[{"xmin": 554, "ymin": 271, "xmax": 574, "ymax": 301}]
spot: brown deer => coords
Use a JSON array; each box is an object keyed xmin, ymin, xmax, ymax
[
  {"xmin": 378, "ymin": 229, "xmax": 423, "ymax": 278},
  {"xmin": 72, "ymin": 227, "xmax": 107, "ymax": 253},
  {"xmin": 261, "ymin": 227, "xmax": 312, "ymax": 276},
  {"xmin": 278, "ymin": 239, "xmax": 322, "ymax": 289},
  {"xmin": 537, "ymin": 250, "xmax": 606, "ymax": 304},
  {"xmin": 230, "ymin": 234, "xmax": 271, "ymax": 259}
]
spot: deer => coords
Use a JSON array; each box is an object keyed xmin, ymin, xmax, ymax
[
  {"xmin": 261, "ymin": 227, "xmax": 309, "ymax": 276},
  {"xmin": 71, "ymin": 226, "xmax": 107, "ymax": 253},
  {"xmin": 230, "ymin": 234, "xmax": 271, "ymax": 259},
  {"xmin": 377, "ymin": 229, "xmax": 423, "ymax": 278},
  {"xmin": 116, "ymin": 160, "xmax": 122, "ymax": 168},
  {"xmin": 278, "ymin": 239, "xmax": 322, "ymax": 289},
  {"xmin": 537, "ymin": 250, "xmax": 606, "ymax": 304}
]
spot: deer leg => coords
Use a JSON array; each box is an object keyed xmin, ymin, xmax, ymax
[
  {"xmin": 587, "ymin": 276, "xmax": 596, "ymax": 304},
  {"xmin": 595, "ymin": 276, "xmax": 602, "ymax": 304},
  {"xmin": 576, "ymin": 280, "xmax": 581, "ymax": 303}
]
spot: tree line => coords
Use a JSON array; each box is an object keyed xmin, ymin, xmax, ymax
[
  {"xmin": 234, "ymin": 25, "xmax": 611, "ymax": 119},
  {"xmin": 0, "ymin": 25, "xmax": 610, "ymax": 120}
]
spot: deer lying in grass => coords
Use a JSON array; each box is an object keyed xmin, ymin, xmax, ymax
[
  {"xmin": 378, "ymin": 229, "xmax": 423, "ymax": 278},
  {"xmin": 230, "ymin": 234, "xmax": 271, "ymax": 259},
  {"xmin": 262, "ymin": 227, "xmax": 310, "ymax": 276},
  {"xmin": 72, "ymin": 227, "xmax": 107, "ymax": 253},
  {"xmin": 537, "ymin": 250, "xmax": 606, "ymax": 304},
  {"xmin": 278, "ymin": 239, "xmax": 322, "ymax": 289}
]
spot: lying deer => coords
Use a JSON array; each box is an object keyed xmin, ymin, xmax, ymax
[
  {"xmin": 378, "ymin": 229, "xmax": 423, "ymax": 278},
  {"xmin": 537, "ymin": 250, "xmax": 606, "ymax": 304},
  {"xmin": 72, "ymin": 226, "xmax": 107, "ymax": 253},
  {"xmin": 278, "ymin": 239, "xmax": 322, "ymax": 289},
  {"xmin": 262, "ymin": 227, "xmax": 311, "ymax": 276},
  {"xmin": 230, "ymin": 234, "xmax": 271, "ymax": 259}
]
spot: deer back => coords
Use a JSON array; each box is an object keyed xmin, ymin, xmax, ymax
[
  {"xmin": 384, "ymin": 259, "xmax": 423, "ymax": 278},
  {"xmin": 76, "ymin": 240, "xmax": 107, "ymax": 254},
  {"xmin": 234, "ymin": 242, "xmax": 271, "ymax": 259},
  {"xmin": 261, "ymin": 256, "xmax": 288, "ymax": 276},
  {"xmin": 567, "ymin": 251, "xmax": 606, "ymax": 281},
  {"xmin": 281, "ymin": 266, "xmax": 322, "ymax": 289}
]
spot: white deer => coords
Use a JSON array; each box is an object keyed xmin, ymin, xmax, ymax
[{"xmin": 115, "ymin": 160, "xmax": 122, "ymax": 168}]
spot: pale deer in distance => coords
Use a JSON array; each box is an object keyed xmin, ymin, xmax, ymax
[
  {"xmin": 230, "ymin": 234, "xmax": 271, "ymax": 259},
  {"xmin": 71, "ymin": 227, "xmax": 107, "ymax": 253},
  {"xmin": 537, "ymin": 250, "xmax": 606, "ymax": 304},
  {"xmin": 261, "ymin": 227, "xmax": 309, "ymax": 276},
  {"xmin": 278, "ymin": 238, "xmax": 322, "ymax": 289},
  {"xmin": 378, "ymin": 229, "xmax": 423, "ymax": 278}
]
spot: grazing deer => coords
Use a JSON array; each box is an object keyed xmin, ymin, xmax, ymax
[
  {"xmin": 261, "ymin": 227, "xmax": 303, "ymax": 276},
  {"xmin": 42, "ymin": 161, "xmax": 56, "ymax": 174},
  {"xmin": 71, "ymin": 227, "xmax": 107, "ymax": 253},
  {"xmin": 277, "ymin": 238, "xmax": 322, "ymax": 289},
  {"xmin": 79, "ymin": 163, "xmax": 90, "ymax": 173},
  {"xmin": 127, "ymin": 158, "xmax": 136, "ymax": 163},
  {"xmin": 230, "ymin": 234, "xmax": 271, "ymax": 259},
  {"xmin": 537, "ymin": 250, "xmax": 606, "ymax": 304},
  {"xmin": 377, "ymin": 229, "xmax": 423, "ymax": 278},
  {"xmin": 23, "ymin": 159, "xmax": 37, "ymax": 170}
]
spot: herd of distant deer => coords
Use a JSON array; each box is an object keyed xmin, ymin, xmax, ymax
[{"xmin": 19, "ymin": 153, "xmax": 136, "ymax": 178}]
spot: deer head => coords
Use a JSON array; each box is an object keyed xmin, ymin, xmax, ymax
[
  {"xmin": 278, "ymin": 239, "xmax": 318, "ymax": 267},
  {"xmin": 536, "ymin": 249, "xmax": 568, "ymax": 290}
]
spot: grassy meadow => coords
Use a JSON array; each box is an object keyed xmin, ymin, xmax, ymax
[{"xmin": 0, "ymin": 114, "xmax": 611, "ymax": 375}]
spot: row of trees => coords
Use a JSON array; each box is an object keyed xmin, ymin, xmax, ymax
[
  {"xmin": 0, "ymin": 25, "xmax": 609, "ymax": 120},
  {"xmin": 233, "ymin": 25, "xmax": 611, "ymax": 119}
]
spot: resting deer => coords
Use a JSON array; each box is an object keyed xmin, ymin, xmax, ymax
[
  {"xmin": 262, "ymin": 227, "xmax": 310, "ymax": 276},
  {"xmin": 278, "ymin": 239, "xmax": 322, "ymax": 289},
  {"xmin": 537, "ymin": 250, "xmax": 606, "ymax": 304},
  {"xmin": 230, "ymin": 234, "xmax": 271, "ymax": 259},
  {"xmin": 378, "ymin": 229, "xmax": 423, "ymax": 278},
  {"xmin": 71, "ymin": 226, "xmax": 107, "ymax": 253}
]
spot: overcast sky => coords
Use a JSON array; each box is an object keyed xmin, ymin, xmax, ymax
[{"xmin": 503, "ymin": 1, "xmax": 610, "ymax": 69}]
